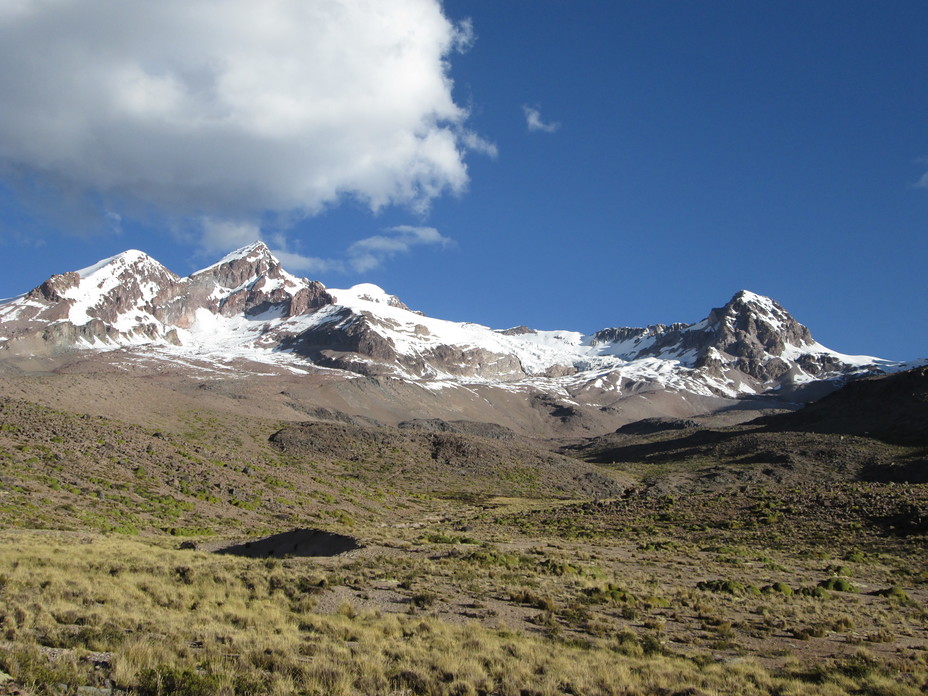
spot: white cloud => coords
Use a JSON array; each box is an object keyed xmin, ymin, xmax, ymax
[
  {"xmin": 196, "ymin": 221, "xmax": 450, "ymax": 276},
  {"xmin": 269, "ymin": 249, "xmax": 342, "ymax": 275},
  {"xmin": 460, "ymin": 131, "xmax": 499, "ymax": 158},
  {"xmin": 0, "ymin": 0, "xmax": 487, "ymax": 238},
  {"xmin": 347, "ymin": 225, "xmax": 453, "ymax": 272},
  {"xmin": 523, "ymin": 105, "xmax": 560, "ymax": 133},
  {"xmin": 199, "ymin": 218, "xmax": 262, "ymax": 253}
]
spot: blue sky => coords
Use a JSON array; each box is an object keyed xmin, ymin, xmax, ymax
[{"xmin": 0, "ymin": 1, "xmax": 925, "ymax": 361}]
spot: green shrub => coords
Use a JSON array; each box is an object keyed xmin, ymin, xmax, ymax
[
  {"xmin": 410, "ymin": 591, "xmax": 437, "ymax": 608},
  {"xmin": 465, "ymin": 547, "xmax": 529, "ymax": 569},
  {"xmin": 582, "ymin": 584, "xmax": 636, "ymax": 605},
  {"xmin": 790, "ymin": 625, "xmax": 826, "ymax": 640},
  {"xmin": 610, "ymin": 629, "xmax": 664, "ymax": 657},
  {"xmin": 424, "ymin": 532, "xmax": 477, "ymax": 545},
  {"xmin": 697, "ymin": 579, "xmax": 761, "ymax": 596},
  {"xmin": 637, "ymin": 540, "xmax": 678, "ymax": 552},
  {"xmin": 873, "ymin": 586, "xmax": 910, "ymax": 602},
  {"xmin": 537, "ymin": 558, "xmax": 579, "ymax": 576},
  {"xmin": 1, "ymin": 645, "xmax": 83, "ymax": 691},
  {"xmin": 818, "ymin": 578, "xmax": 857, "ymax": 593},
  {"xmin": 510, "ymin": 588, "xmax": 557, "ymax": 611},
  {"xmin": 843, "ymin": 549, "xmax": 865, "ymax": 563},
  {"xmin": 761, "ymin": 581, "xmax": 794, "ymax": 596}
]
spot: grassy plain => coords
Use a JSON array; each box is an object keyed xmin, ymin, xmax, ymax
[{"xmin": 0, "ymin": 392, "xmax": 926, "ymax": 695}]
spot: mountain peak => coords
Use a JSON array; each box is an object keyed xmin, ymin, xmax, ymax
[
  {"xmin": 186, "ymin": 241, "xmax": 332, "ymax": 319},
  {"xmin": 190, "ymin": 240, "xmax": 290, "ymax": 292},
  {"xmin": 692, "ymin": 290, "xmax": 816, "ymax": 381},
  {"xmin": 195, "ymin": 241, "xmax": 277, "ymax": 275},
  {"xmin": 238, "ymin": 240, "xmax": 272, "ymax": 257},
  {"xmin": 731, "ymin": 289, "xmax": 772, "ymax": 304},
  {"xmin": 718, "ymin": 290, "xmax": 795, "ymax": 330},
  {"xmin": 727, "ymin": 290, "xmax": 782, "ymax": 313},
  {"xmin": 76, "ymin": 249, "xmax": 168, "ymax": 280}
]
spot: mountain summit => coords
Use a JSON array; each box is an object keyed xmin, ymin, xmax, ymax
[
  {"xmin": 186, "ymin": 242, "xmax": 332, "ymax": 319},
  {"xmin": 0, "ymin": 244, "xmax": 909, "ymax": 430},
  {"xmin": 0, "ymin": 242, "xmax": 333, "ymax": 352},
  {"xmin": 588, "ymin": 290, "xmax": 843, "ymax": 383}
]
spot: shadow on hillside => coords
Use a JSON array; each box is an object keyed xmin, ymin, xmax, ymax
[
  {"xmin": 215, "ymin": 529, "xmax": 362, "ymax": 558},
  {"xmin": 579, "ymin": 428, "xmax": 745, "ymax": 465}
]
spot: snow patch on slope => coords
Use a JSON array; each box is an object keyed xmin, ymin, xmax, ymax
[{"xmin": 331, "ymin": 283, "xmax": 404, "ymax": 307}]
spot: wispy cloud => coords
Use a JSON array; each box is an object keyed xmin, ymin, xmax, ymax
[
  {"xmin": 460, "ymin": 130, "xmax": 499, "ymax": 158},
  {"xmin": 269, "ymin": 249, "xmax": 342, "ymax": 275},
  {"xmin": 523, "ymin": 105, "xmax": 560, "ymax": 133},
  {"xmin": 348, "ymin": 225, "xmax": 453, "ymax": 272},
  {"xmin": 196, "ymin": 221, "xmax": 452, "ymax": 276}
]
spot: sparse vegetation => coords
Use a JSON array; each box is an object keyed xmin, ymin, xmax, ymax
[{"xmin": 0, "ymin": 380, "xmax": 927, "ymax": 695}]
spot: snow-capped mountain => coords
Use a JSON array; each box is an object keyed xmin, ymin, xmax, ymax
[
  {"xmin": 0, "ymin": 243, "xmax": 330, "ymax": 353},
  {"xmin": 0, "ymin": 242, "xmax": 905, "ymax": 406}
]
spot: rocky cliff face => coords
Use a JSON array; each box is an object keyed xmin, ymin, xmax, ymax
[{"xmin": 185, "ymin": 243, "xmax": 332, "ymax": 320}]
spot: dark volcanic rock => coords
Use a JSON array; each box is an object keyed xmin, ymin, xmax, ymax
[
  {"xmin": 26, "ymin": 272, "xmax": 81, "ymax": 303},
  {"xmin": 758, "ymin": 365, "xmax": 928, "ymax": 445},
  {"xmin": 590, "ymin": 323, "xmax": 687, "ymax": 346},
  {"xmin": 290, "ymin": 404, "xmax": 382, "ymax": 428},
  {"xmin": 281, "ymin": 309, "xmax": 398, "ymax": 365},
  {"xmin": 531, "ymin": 394, "xmax": 585, "ymax": 425},
  {"xmin": 499, "ymin": 326, "xmax": 536, "ymax": 336}
]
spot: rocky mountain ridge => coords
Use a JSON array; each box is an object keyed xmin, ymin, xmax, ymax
[
  {"xmin": 587, "ymin": 290, "xmax": 839, "ymax": 383},
  {"xmin": 2, "ymin": 244, "xmax": 333, "ymax": 350},
  {"xmin": 0, "ymin": 243, "xmax": 911, "ymax": 419}
]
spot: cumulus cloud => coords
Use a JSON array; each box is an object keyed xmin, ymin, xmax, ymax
[
  {"xmin": 0, "ymin": 0, "xmax": 486, "ymax": 242},
  {"xmin": 347, "ymin": 225, "xmax": 453, "ymax": 272},
  {"xmin": 523, "ymin": 105, "xmax": 560, "ymax": 133}
]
